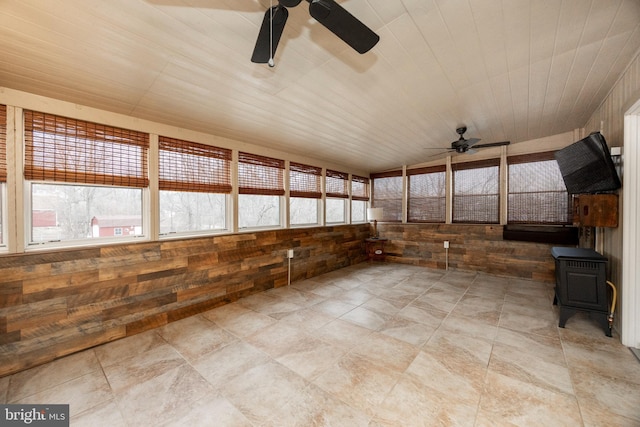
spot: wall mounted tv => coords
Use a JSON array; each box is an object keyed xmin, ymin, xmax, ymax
[{"xmin": 554, "ymin": 132, "xmax": 621, "ymax": 194}]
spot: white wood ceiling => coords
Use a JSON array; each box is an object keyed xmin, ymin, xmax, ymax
[{"xmin": 1, "ymin": 0, "xmax": 639, "ymax": 173}]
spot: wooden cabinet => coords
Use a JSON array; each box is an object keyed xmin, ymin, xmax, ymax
[{"xmin": 572, "ymin": 194, "xmax": 618, "ymax": 228}]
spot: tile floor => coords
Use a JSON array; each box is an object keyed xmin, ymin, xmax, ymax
[{"xmin": 1, "ymin": 263, "xmax": 639, "ymax": 426}]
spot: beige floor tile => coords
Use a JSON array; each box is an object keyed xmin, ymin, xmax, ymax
[
  {"xmin": 116, "ymin": 364, "xmax": 214, "ymax": 425},
  {"xmin": 306, "ymin": 283, "xmax": 346, "ymax": 299},
  {"xmin": 315, "ymin": 318, "xmax": 374, "ymax": 351},
  {"xmin": 265, "ymin": 286, "xmax": 327, "ymax": 307},
  {"xmin": 157, "ymin": 315, "xmax": 237, "ymax": 362},
  {"xmin": 499, "ymin": 309, "xmax": 560, "ymax": 338},
  {"xmin": 163, "ymin": 393, "xmax": 253, "ymax": 427},
  {"xmin": 101, "ymin": 343, "xmax": 185, "ymax": 393},
  {"xmin": 94, "ymin": 329, "xmax": 166, "ymax": 368},
  {"xmin": 222, "ymin": 361, "xmax": 308, "ymax": 425},
  {"xmin": 336, "ymin": 287, "xmax": 376, "ymax": 306},
  {"xmin": 396, "ymin": 302, "xmax": 448, "ymax": 327},
  {"xmin": 349, "ymin": 331, "xmax": 419, "ymax": 374},
  {"xmin": 15, "ymin": 370, "xmax": 113, "ymax": 418},
  {"xmin": 477, "ymin": 371, "xmax": 583, "ymax": 426},
  {"xmin": 570, "ymin": 364, "xmax": 640, "ymax": 422},
  {"xmin": 278, "ymin": 307, "xmax": 335, "ymax": 332},
  {"xmin": 313, "ymin": 353, "xmax": 400, "ymax": 418},
  {"xmin": 7, "ymin": 349, "xmax": 102, "ymax": 402},
  {"xmin": 489, "ymin": 343, "xmax": 574, "ymax": 396},
  {"xmin": 361, "ymin": 296, "xmax": 407, "ymax": 316},
  {"xmin": 275, "ymin": 335, "xmax": 346, "ymax": 381},
  {"xmin": 423, "ymin": 328, "xmax": 494, "ymax": 370},
  {"xmin": 192, "ymin": 341, "xmax": 271, "ymax": 394},
  {"xmin": 71, "ymin": 399, "xmax": 127, "ymax": 427},
  {"xmin": 438, "ymin": 311, "xmax": 499, "ymax": 342},
  {"xmin": 312, "ymin": 298, "xmax": 357, "ymax": 318},
  {"xmin": 376, "ymin": 288, "xmax": 421, "ymax": 307},
  {"xmin": 263, "ymin": 383, "xmax": 370, "ymax": 427},
  {"xmin": 340, "ymin": 306, "xmax": 390, "ymax": 330},
  {"xmin": 378, "ymin": 315, "xmax": 437, "ymax": 347},
  {"xmin": 244, "ymin": 321, "xmax": 311, "ymax": 359},
  {"xmin": 210, "ymin": 308, "xmax": 279, "ymax": 338},
  {"xmin": 373, "ymin": 374, "xmax": 478, "ymax": 427},
  {"xmin": 426, "ymin": 281, "xmax": 469, "ymax": 299},
  {"xmin": 4, "ymin": 263, "xmax": 639, "ymax": 426},
  {"xmin": 406, "ymin": 349, "xmax": 485, "ymax": 405}
]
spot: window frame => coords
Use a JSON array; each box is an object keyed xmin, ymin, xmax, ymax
[
  {"xmin": 351, "ymin": 175, "xmax": 370, "ymax": 224},
  {"xmin": 325, "ymin": 169, "xmax": 349, "ymax": 225},
  {"xmin": 23, "ymin": 110, "xmax": 150, "ymax": 248},
  {"xmin": 452, "ymin": 159, "xmax": 500, "ymax": 224},
  {"xmin": 371, "ymin": 170, "xmax": 403, "ymax": 222},
  {"xmin": 289, "ymin": 162, "xmax": 322, "ymax": 227},
  {"xmin": 237, "ymin": 152, "xmax": 285, "ymax": 230},
  {"xmin": 407, "ymin": 165, "xmax": 446, "ymax": 223},
  {"xmin": 158, "ymin": 136, "xmax": 232, "ymax": 237},
  {"xmin": 507, "ymin": 151, "xmax": 572, "ymax": 225}
]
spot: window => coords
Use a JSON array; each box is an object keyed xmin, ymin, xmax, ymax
[
  {"xmin": 452, "ymin": 159, "xmax": 500, "ymax": 223},
  {"xmin": 508, "ymin": 152, "xmax": 571, "ymax": 224},
  {"xmin": 238, "ymin": 152, "xmax": 284, "ymax": 228},
  {"xmin": 325, "ymin": 170, "xmax": 348, "ymax": 223},
  {"xmin": 351, "ymin": 175, "xmax": 369, "ymax": 223},
  {"xmin": 0, "ymin": 105, "xmax": 6, "ymax": 247},
  {"xmin": 371, "ymin": 171, "xmax": 403, "ymax": 222},
  {"xmin": 24, "ymin": 110, "xmax": 148, "ymax": 244},
  {"xmin": 159, "ymin": 136, "xmax": 231, "ymax": 235},
  {"xmin": 407, "ymin": 166, "xmax": 446, "ymax": 222},
  {"xmin": 289, "ymin": 162, "xmax": 322, "ymax": 226}
]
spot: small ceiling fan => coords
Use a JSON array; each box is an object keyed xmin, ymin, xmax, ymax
[
  {"xmin": 252, "ymin": 0, "xmax": 380, "ymax": 66},
  {"xmin": 427, "ymin": 126, "xmax": 510, "ymax": 155}
]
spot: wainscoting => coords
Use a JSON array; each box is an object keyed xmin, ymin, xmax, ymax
[
  {"xmin": 0, "ymin": 222, "xmax": 567, "ymax": 377},
  {"xmin": 377, "ymin": 223, "xmax": 566, "ymax": 283},
  {"xmin": 0, "ymin": 225, "xmax": 369, "ymax": 377}
]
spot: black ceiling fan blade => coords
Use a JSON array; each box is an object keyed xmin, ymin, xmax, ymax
[
  {"xmin": 473, "ymin": 141, "xmax": 511, "ymax": 149},
  {"xmin": 308, "ymin": 0, "xmax": 379, "ymax": 54},
  {"xmin": 464, "ymin": 137, "xmax": 481, "ymax": 148},
  {"xmin": 251, "ymin": 6, "xmax": 289, "ymax": 64}
]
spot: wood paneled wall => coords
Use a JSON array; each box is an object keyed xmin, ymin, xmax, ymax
[
  {"xmin": 0, "ymin": 222, "xmax": 565, "ymax": 377},
  {"xmin": 377, "ymin": 223, "xmax": 564, "ymax": 283},
  {"xmin": 0, "ymin": 225, "xmax": 369, "ymax": 377}
]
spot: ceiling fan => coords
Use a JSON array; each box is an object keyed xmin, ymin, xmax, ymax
[
  {"xmin": 427, "ymin": 127, "xmax": 510, "ymax": 155},
  {"xmin": 251, "ymin": 0, "xmax": 380, "ymax": 66}
]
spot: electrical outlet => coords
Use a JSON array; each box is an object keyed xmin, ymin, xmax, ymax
[
  {"xmin": 444, "ymin": 241, "xmax": 449, "ymax": 249},
  {"xmin": 287, "ymin": 249, "xmax": 294, "ymax": 259}
]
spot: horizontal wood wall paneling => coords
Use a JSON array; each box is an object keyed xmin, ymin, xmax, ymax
[
  {"xmin": 378, "ymin": 223, "xmax": 563, "ymax": 283},
  {"xmin": 0, "ymin": 225, "xmax": 369, "ymax": 376},
  {"xmin": 0, "ymin": 222, "xmax": 559, "ymax": 377}
]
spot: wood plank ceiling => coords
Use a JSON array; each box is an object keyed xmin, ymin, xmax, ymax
[{"xmin": 1, "ymin": 0, "xmax": 639, "ymax": 173}]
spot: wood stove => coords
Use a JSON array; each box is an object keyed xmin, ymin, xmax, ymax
[{"xmin": 551, "ymin": 247, "xmax": 610, "ymax": 336}]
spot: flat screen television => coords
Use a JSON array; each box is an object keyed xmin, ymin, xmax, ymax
[{"xmin": 554, "ymin": 132, "xmax": 621, "ymax": 194}]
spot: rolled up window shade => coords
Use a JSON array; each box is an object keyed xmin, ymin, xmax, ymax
[
  {"xmin": 351, "ymin": 175, "xmax": 370, "ymax": 201},
  {"xmin": 452, "ymin": 159, "xmax": 500, "ymax": 223},
  {"xmin": 238, "ymin": 152, "xmax": 284, "ymax": 195},
  {"xmin": 371, "ymin": 170, "xmax": 403, "ymax": 222},
  {"xmin": 407, "ymin": 165, "xmax": 446, "ymax": 223},
  {"xmin": 159, "ymin": 136, "xmax": 231, "ymax": 193},
  {"xmin": 507, "ymin": 151, "xmax": 571, "ymax": 224},
  {"xmin": 289, "ymin": 162, "xmax": 322, "ymax": 199},
  {"xmin": 24, "ymin": 110, "xmax": 149, "ymax": 187},
  {"xmin": 325, "ymin": 169, "xmax": 349, "ymax": 198}
]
